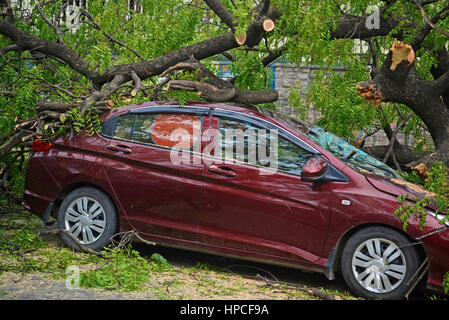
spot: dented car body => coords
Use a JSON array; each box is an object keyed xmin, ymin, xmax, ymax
[{"xmin": 24, "ymin": 101, "xmax": 449, "ymax": 299}]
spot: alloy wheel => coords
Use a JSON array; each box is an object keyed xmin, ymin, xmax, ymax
[
  {"xmin": 64, "ymin": 196, "xmax": 107, "ymax": 245},
  {"xmin": 351, "ymin": 238, "xmax": 407, "ymax": 294}
]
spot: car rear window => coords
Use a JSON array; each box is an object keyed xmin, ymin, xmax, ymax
[{"xmin": 113, "ymin": 113, "xmax": 202, "ymax": 151}]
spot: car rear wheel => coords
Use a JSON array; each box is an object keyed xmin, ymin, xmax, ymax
[
  {"xmin": 340, "ymin": 226, "xmax": 421, "ymax": 300},
  {"xmin": 57, "ymin": 187, "xmax": 118, "ymax": 252}
]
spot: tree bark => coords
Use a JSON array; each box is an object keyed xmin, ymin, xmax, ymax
[
  {"xmin": 164, "ymin": 56, "xmax": 278, "ymax": 104},
  {"xmin": 357, "ymin": 40, "xmax": 449, "ymax": 170}
]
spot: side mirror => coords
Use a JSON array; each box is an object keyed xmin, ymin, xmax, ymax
[{"xmin": 301, "ymin": 156, "xmax": 329, "ymax": 182}]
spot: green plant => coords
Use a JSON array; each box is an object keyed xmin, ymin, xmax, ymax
[
  {"xmin": 395, "ymin": 162, "xmax": 449, "ymax": 230},
  {"xmin": 444, "ymin": 273, "xmax": 449, "ymax": 295},
  {"xmin": 64, "ymin": 106, "xmax": 102, "ymax": 136},
  {"xmin": 80, "ymin": 245, "xmax": 154, "ymax": 291},
  {"xmin": 394, "ymin": 162, "xmax": 449, "ymax": 294}
]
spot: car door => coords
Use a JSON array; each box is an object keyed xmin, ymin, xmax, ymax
[
  {"xmin": 102, "ymin": 106, "xmax": 208, "ymax": 244},
  {"xmin": 199, "ymin": 111, "xmax": 333, "ymax": 264}
]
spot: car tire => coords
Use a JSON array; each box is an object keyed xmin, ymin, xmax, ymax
[
  {"xmin": 340, "ymin": 226, "xmax": 421, "ymax": 300},
  {"xmin": 57, "ymin": 187, "xmax": 118, "ymax": 252}
]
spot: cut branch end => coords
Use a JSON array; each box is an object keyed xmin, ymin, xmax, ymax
[
  {"xmin": 235, "ymin": 33, "xmax": 247, "ymax": 45},
  {"xmin": 356, "ymin": 82, "xmax": 386, "ymax": 107},
  {"xmin": 263, "ymin": 18, "xmax": 275, "ymax": 32},
  {"xmin": 390, "ymin": 39, "xmax": 415, "ymax": 71}
]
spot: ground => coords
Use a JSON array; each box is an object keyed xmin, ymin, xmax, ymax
[{"xmin": 0, "ymin": 208, "xmax": 441, "ymax": 301}]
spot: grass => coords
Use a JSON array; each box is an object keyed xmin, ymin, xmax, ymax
[{"xmin": 0, "ymin": 206, "xmax": 358, "ymax": 300}]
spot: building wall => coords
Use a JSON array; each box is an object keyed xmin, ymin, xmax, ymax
[{"xmin": 272, "ymin": 63, "xmax": 414, "ymax": 147}]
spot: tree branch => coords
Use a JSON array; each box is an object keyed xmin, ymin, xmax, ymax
[
  {"xmin": 331, "ymin": 12, "xmax": 402, "ymax": 40},
  {"xmin": 81, "ymin": 74, "xmax": 127, "ymax": 112},
  {"xmin": 36, "ymin": 2, "xmax": 64, "ymax": 44},
  {"xmin": 0, "ymin": 20, "xmax": 97, "ymax": 82},
  {"xmin": 79, "ymin": 9, "xmax": 145, "ymax": 61},
  {"xmin": 164, "ymin": 56, "xmax": 278, "ymax": 105},
  {"xmin": 204, "ymin": 0, "xmax": 236, "ymax": 30},
  {"xmin": 0, "ymin": 44, "xmax": 20, "ymax": 57},
  {"xmin": 412, "ymin": 0, "xmax": 449, "ymax": 40}
]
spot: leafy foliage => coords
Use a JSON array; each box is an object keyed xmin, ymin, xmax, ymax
[
  {"xmin": 394, "ymin": 162, "xmax": 449, "ymax": 294},
  {"xmin": 64, "ymin": 106, "xmax": 102, "ymax": 136},
  {"xmin": 80, "ymin": 245, "xmax": 154, "ymax": 291},
  {"xmin": 395, "ymin": 162, "xmax": 449, "ymax": 231}
]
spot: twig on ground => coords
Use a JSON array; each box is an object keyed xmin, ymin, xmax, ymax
[{"xmin": 42, "ymin": 229, "xmax": 104, "ymax": 257}]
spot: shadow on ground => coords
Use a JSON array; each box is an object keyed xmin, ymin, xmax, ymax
[{"xmin": 131, "ymin": 242, "xmax": 439, "ymax": 301}]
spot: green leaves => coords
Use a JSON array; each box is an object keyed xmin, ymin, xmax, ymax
[
  {"xmin": 65, "ymin": 106, "xmax": 102, "ymax": 136},
  {"xmin": 85, "ymin": 43, "xmax": 113, "ymax": 74},
  {"xmin": 80, "ymin": 245, "xmax": 154, "ymax": 291},
  {"xmin": 444, "ymin": 272, "xmax": 449, "ymax": 295},
  {"xmin": 395, "ymin": 162, "xmax": 449, "ymax": 231}
]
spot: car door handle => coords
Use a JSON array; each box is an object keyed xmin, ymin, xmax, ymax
[
  {"xmin": 106, "ymin": 144, "xmax": 132, "ymax": 154},
  {"xmin": 208, "ymin": 165, "xmax": 236, "ymax": 177}
]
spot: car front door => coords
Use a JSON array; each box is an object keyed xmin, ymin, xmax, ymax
[
  {"xmin": 102, "ymin": 107, "xmax": 208, "ymax": 244},
  {"xmin": 199, "ymin": 111, "xmax": 333, "ymax": 264}
]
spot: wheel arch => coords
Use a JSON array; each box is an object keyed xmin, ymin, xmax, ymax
[
  {"xmin": 50, "ymin": 182, "xmax": 119, "ymax": 224},
  {"xmin": 324, "ymin": 222, "xmax": 428, "ymax": 281}
]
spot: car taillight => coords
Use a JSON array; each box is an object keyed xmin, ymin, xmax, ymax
[{"xmin": 32, "ymin": 139, "xmax": 54, "ymax": 152}]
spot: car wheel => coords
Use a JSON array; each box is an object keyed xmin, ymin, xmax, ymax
[
  {"xmin": 57, "ymin": 187, "xmax": 118, "ymax": 252},
  {"xmin": 340, "ymin": 226, "xmax": 421, "ymax": 300}
]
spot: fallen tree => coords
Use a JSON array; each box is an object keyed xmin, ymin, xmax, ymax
[
  {"xmin": 0, "ymin": 0, "xmax": 280, "ymax": 157},
  {"xmin": 1, "ymin": 0, "xmax": 449, "ymax": 197}
]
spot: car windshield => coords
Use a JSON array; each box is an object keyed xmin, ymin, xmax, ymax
[
  {"xmin": 257, "ymin": 108, "xmax": 402, "ymax": 180},
  {"xmin": 304, "ymin": 127, "xmax": 402, "ymax": 180}
]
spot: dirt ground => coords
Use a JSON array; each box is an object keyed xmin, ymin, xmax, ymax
[{"xmin": 0, "ymin": 218, "xmax": 356, "ymax": 301}]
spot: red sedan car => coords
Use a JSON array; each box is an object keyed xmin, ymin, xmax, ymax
[{"xmin": 24, "ymin": 101, "xmax": 449, "ymax": 299}]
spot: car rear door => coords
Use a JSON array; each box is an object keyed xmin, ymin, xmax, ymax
[
  {"xmin": 199, "ymin": 110, "xmax": 333, "ymax": 264},
  {"xmin": 102, "ymin": 106, "xmax": 209, "ymax": 244}
]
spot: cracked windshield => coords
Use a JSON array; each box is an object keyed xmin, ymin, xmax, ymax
[{"xmin": 306, "ymin": 127, "xmax": 401, "ymax": 180}]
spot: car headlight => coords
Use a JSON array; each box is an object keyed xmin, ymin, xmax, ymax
[{"xmin": 427, "ymin": 210, "xmax": 449, "ymax": 226}]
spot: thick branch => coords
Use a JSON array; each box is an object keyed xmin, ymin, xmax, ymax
[
  {"xmin": 0, "ymin": 4, "xmax": 279, "ymax": 94},
  {"xmin": 331, "ymin": 12, "xmax": 402, "ymax": 40},
  {"xmin": 0, "ymin": 131, "xmax": 29, "ymax": 155},
  {"xmin": 204, "ymin": 0, "xmax": 236, "ymax": 30},
  {"xmin": 164, "ymin": 56, "xmax": 278, "ymax": 105},
  {"xmin": 0, "ymin": 20, "xmax": 96, "ymax": 82},
  {"xmin": 168, "ymin": 80, "xmax": 237, "ymax": 102},
  {"xmin": 81, "ymin": 74, "xmax": 126, "ymax": 111}
]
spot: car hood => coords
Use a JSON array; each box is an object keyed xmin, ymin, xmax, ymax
[{"xmin": 364, "ymin": 174, "xmax": 438, "ymax": 210}]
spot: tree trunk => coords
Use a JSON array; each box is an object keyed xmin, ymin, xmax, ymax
[{"xmin": 357, "ymin": 40, "xmax": 449, "ymax": 172}]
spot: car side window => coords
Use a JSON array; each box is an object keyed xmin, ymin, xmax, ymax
[
  {"xmin": 276, "ymin": 135, "xmax": 314, "ymax": 175},
  {"xmin": 113, "ymin": 113, "xmax": 202, "ymax": 151},
  {"xmin": 114, "ymin": 114, "xmax": 134, "ymax": 140},
  {"xmin": 217, "ymin": 117, "xmax": 313, "ymax": 175}
]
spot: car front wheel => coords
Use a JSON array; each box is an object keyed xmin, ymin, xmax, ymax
[
  {"xmin": 57, "ymin": 187, "xmax": 118, "ymax": 252},
  {"xmin": 340, "ymin": 226, "xmax": 422, "ymax": 300}
]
